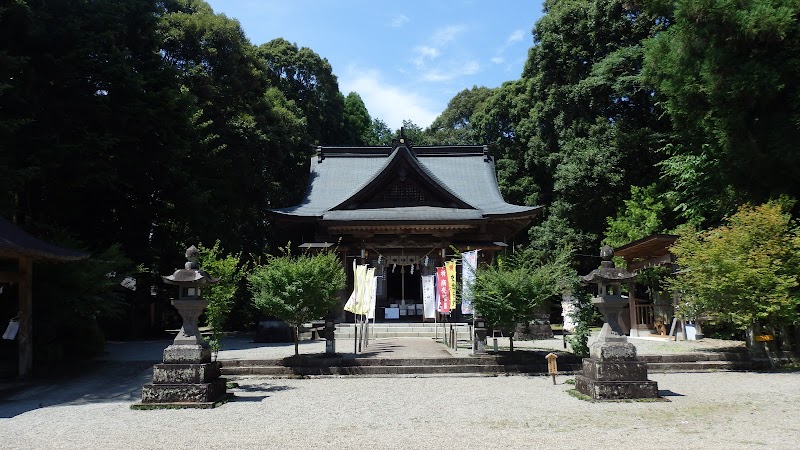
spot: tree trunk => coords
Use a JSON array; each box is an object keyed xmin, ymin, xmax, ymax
[
  {"xmin": 509, "ymin": 333, "xmax": 514, "ymax": 352},
  {"xmin": 294, "ymin": 325, "xmax": 299, "ymax": 356}
]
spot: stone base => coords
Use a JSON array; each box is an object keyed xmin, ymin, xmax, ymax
[
  {"xmin": 152, "ymin": 362, "xmax": 221, "ymax": 384},
  {"xmin": 581, "ymin": 359, "xmax": 649, "ymax": 381},
  {"xmin": 575, "ymin": 376, "xmax": 659, "ymax": 400},
  {"xmin": 576, "ymin": 340, "xmax": 659, "ymax": 400},
  {"xmin": 141, "ymin": 378, "xmax": 227, "ymax": 404},
  {"xmin": 163, "ymin": 344, "xmax": 211, "ymax": 364}
]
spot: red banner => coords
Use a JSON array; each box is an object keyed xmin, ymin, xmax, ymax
[{"xmin": 436, "ymin": 266, "xmax": 450, "ymax": 313}]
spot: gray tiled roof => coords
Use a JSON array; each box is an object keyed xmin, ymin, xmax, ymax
[
  {"xmin": 272, "ymin": 146, "xmax": 540, "ymax": 222},
  {"xmin": 0, "ymin": 216, "xmax": 89, "ymax": 261}
]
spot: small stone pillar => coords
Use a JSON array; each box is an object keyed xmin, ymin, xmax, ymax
[
  {"xmin": 575, "ymin": 246, "xmax": 658, "ymax": 400},
  {"xmin": 473, "ymin": 317, "xmax": 487, "ymax": 355},
  {"xmin": 324, "ymin": 314, "xmax": 336, "ymax": 354},
  {"xmin": 136, "ymin": 246, "xmax": 228, "ymax": 408}
]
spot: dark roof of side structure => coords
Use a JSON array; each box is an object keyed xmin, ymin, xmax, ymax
[
  {"xmin": 271, "ymin": 144, "xmax": 541, "ymax": 223},
  {"xmin": 0, "ymin": 216, "xmax": 89, "ymax": 261}
]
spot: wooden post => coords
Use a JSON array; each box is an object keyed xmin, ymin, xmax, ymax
[
  {"xmin": 628, "ymin": 280, "xmax": 637, "ymax": 337},
  {"xmin": 18, "ymin": 257, "xmax": 33, "ymax": 377},
  {"xmin": 545, "ymin": 353, "xmax": 558, "ymax": 385}
]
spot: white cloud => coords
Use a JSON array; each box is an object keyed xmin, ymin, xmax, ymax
[
  {"xmin": 431, "ymin": 25, "xmax": 467, "ymax": 46},
  {"xmin": 491, "ymin": 56, "xmax": 505, "ymax": 65},
  {"xmin": 388, "ymin": 14, "xmax": 409, "ymax": 28},
  {"xmin": 413, "ymin": 46, "xmax": 440, "ymax": 67},
  {"xmin": 420, "ymin": 59, "xmax": 481, "ymax": 82},
  {"xmin": 506, "ymin": 29, "xmax": 525, "ymax": 45},
  {"xmin": 340, "ymin": 68, "xmax": 439, "ymax": 129}
]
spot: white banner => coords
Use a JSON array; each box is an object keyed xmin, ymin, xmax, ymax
[
  {"xmin": 422, "ymin": 275, "xmax": 436, "ymax": 319},
  {"xmin": 3, "ymin": 319, "xmax": 19, "ymax": 340},
  {"xmin": 366, "ymin": 268, "xmax": 377, "ymax": 319},
  {"xmin": 461, "ymin": 250, "xmax": 478, "ymax": 314}
]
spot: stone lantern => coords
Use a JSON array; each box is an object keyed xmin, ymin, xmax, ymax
[
  {"xmin": 161, "ymin": 245, "xmax": 218, "ymax": 356},
  {"xmin": 136, "ymin": 245, "xmax": 228, "ymax": 408},
  {"xmin": 584, "ymin": 245, "xmax": 634, "ymax": 342},
  {"xmin": 575, "ymin": 246, "xmax": 658, "ymax": 400}
]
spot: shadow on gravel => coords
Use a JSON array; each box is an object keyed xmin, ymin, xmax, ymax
[
  {"xmin": 658, "ymin": 389, "xmax": 685, "ymax": 397},
  {"xmin": 233, "ymin": 383, "xmax": 295, "ymax": 393},
  {"xmin": 0, "ymin": 361, "xmax": 156, "ymax": 419}
]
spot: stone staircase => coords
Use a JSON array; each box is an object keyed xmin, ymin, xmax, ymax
[
  {"xmin": 333, "ymin": 322, "xmax": 471, "ymax": 339},
  {"xmin": 220, "ymin": 352, "xmax": 581, "ymax": 377},
  {"xmin": 219, "ymin": 349, "xmax": 758, "ymax": 377},
  {"xmin": 642, "ymin": 351, "xmax": 758, "ymax": 372}
]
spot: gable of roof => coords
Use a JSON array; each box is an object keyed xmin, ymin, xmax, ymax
[{"xmin": 331, "ymin": 144, "xmax": 475, "ymax": 211}]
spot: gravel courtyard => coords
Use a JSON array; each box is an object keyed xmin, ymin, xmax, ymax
[{"xmin": 1, "ymin": 368, "xmax": 799, "ymax": 449}]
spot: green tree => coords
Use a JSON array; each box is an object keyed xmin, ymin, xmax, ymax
[
  {"xmin": 426, "ymin": 85, "xmax": 492, "ymax": 145},
  {"xmin": 343, "ymin": 92, "xmax": 373, "ymax": 145},
  {"xmin": 258, "ymin": 38, "xmax": 346, "ymax": 145},
  {"xmin": 398, "ymin": 120, "xmax": 429, "ymax": 146},
  {"xmin": 369, "ymin": 118, "xmax": 394, "ymax": 146},
  {"xmin": 197, "ymin": 240, "xmax": 247, "ymax": 353},
  {"xmin": 159, "ymin": 1, "xmax": 308, "ymax": 256},
  {"xmin": 472, "ymin": 247, "xmax": 576, "ymax": 351},
  {"xmin": 473, "ymin": 81, "xmax": 540, "ymax": 208},
  {"xmin": 667, "ymin": 200, "xmax": 800, "ymax": 334},
  {"xmin": 644, "ymin": 0, "xmax": 800, "ymax": 225},
  {"xmin": 516, "ymin": 0, "xmax": 671, "ymax": 266},
  {"xmin": 248, "ymin": 250, "xmax": 345, "ymax": 355},
  {"xmin": 604, "ymin": 184, "xmax": 667, "ymax": 248},
  {"xmin": 34, "ymin": 243, "xmax": 132, "ymax": 361}
]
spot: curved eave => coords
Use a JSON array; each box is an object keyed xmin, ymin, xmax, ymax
[
  {"xmin": 0, "ymin": 217, "xmax": 89, "ymax": 262},
  {"xmin": 268, "ymin": 209, "xmax": 321, "ymax": 223},
  {"xmin": 483, "ymin": 206, "xmax": 543, "ymax": 220}
]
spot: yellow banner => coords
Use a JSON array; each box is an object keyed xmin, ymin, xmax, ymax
[{"xmin": 445, "ymin": 260, "xmax": 457, "ymax": 309}]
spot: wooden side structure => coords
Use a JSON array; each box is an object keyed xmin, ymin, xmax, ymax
[
  {"xmin": 614, "ymin": 234, "xmax": 678, "ymax": 338},
  {"xmin": 0, "ymin": 216, "xmax": 88, "ymax": 377}
]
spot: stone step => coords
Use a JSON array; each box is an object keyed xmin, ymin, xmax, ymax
[
  {"xmin": 640, "ymin": 352, "xmax": 751, "ymax": 363},
  {"xmin": 218, "ymin": 351, "xmax": 754, "ymax": 377},
  {"xmin": 335, "ymin": 332, "xmax": 469, "ymax": 339},
  {"xmin": 646, "ymin": 360, "xmax": 757, "ymax": 373},
  {"xmin": 336, "ymin": 323, "xmax": 471, "ymax": 327},
  {"xmin": 222, "ymin": 364, "xmax": 506, "ymax": 376}
]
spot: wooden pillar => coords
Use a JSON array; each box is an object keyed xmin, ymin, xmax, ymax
[
  {"xmin": 628, "ymin": 280, "xmax": 637, "ymax": 337},
  {"xmin": 18, "ymin": 257, "xmax": 33, "ymax": 377}
]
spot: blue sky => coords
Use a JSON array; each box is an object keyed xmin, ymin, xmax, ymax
[{"xmin": 205, "ymin": 1, "xmax": 545, "ymax": 129}]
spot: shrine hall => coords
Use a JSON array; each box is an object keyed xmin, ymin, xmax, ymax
[{"xmin": 270, "ymin": 132, "xmax": 541, "ymax": 320}]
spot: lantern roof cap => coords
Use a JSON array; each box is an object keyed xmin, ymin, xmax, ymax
[
  {"xmin": 162, "ymin": 245, "xmax": 219, "ymax": 286},
  {"xmin": 582, "ymin": 245, "xmax": 635, "ymax": 283}
]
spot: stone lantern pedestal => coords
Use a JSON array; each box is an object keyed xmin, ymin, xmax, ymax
[
  {"xmin": 134, "ymin": 246, "xmax": 228, "ymax": 409},
  {"xmin": 575, "ymin": 246, "xmax": 658, "ymax": 400}
]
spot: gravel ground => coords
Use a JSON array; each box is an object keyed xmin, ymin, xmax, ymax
[
  {"xmin": 101, "ymin": 331, "xmax": 747, "ymax": 362},
  {"xmin": 1, "ymin": 369, "xmax": 798, "ymax": 449}
]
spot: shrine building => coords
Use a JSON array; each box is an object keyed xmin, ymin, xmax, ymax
[{"xmin": 270, "ymin": 132, "xmax": 541, "ymax": 320}]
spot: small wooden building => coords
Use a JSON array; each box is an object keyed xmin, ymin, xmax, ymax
[
  {"xmin": 614, "ymin": 234, "xmax": 678, "ymax": 337},
  {"xmin": 0, "ymin": 216, "xmax": 88, "ymax": 376},
  {"xmin": 271, "ymin": 135, "xmax": 541, "ymax": 320}
]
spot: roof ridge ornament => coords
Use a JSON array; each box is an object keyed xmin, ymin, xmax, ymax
[{"xmin": 392, "ymin": 127, "xmax": 413, "ymax": 152}]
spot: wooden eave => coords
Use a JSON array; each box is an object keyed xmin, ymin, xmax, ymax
[
  {"xmin": 614, "ymin": 234, "xmax": 678, "ymax": 262},
  {"xmin": 614, "ymin": 234, "xmax": 678, "ymax": 272}
]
